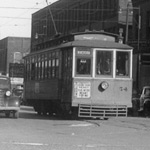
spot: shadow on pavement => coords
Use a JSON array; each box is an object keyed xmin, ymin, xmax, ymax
[{"xmin": 18, "ymin": 105, "xmax": 84, "ymax": 122}]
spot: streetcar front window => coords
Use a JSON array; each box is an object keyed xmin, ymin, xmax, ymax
[
  {"xmin": 96, "ymin": 51, "xmax": 113, "ymax": 76},
  {"xmin": 116, "ymin": 52, "xmax": 130, "ymax": 77},
  {"xmin": 76, "ymin": 58, "xmax": 91, "ymax": 75}
]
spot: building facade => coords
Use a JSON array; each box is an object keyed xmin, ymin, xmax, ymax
[
  {"xmin": 31, "ymin": 0, "xmax": 131, "ymax": 52},
  {"xmin": 0, "ymin": 37, "xmax": 30, "ymax": 76}
]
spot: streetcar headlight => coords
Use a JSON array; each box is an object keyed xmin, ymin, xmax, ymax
[
  {"xmin": 98, "ymin": 81, "xmax": 109, "ymax": 92},
  {"xmin": 6, "ymin": 90, "xmax": 11, "ymax": 96},
  {"xmin": 101, "ymin": 81, "xmax": 109, "ymax": 90}
]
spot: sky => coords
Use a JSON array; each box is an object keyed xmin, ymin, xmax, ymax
[{"xmin": 0, "ymin": 0, "xmax": 58, "ymax": 39}]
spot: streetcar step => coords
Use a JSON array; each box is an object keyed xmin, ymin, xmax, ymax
[{"xmin": 78, "ymin": 104, "xmax": 127, "ymax": 118}]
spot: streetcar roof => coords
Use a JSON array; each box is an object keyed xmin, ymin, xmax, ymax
[
  {"xmin": 25, "ymin": 39, "xmax": 132, "ymax": 57},
  {"xmin": 61, "ymin": 40, "xmax": 132, "ymax": 50}
]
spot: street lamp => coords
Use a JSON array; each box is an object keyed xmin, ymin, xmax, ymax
[{"xmin": 35, "ymin": 33, "xmax": 45, "ymax": 39}]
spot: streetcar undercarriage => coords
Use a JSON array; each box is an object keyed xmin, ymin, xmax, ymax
[{"xmin": 28, "ymin": 99, "xmax": 78, "ymax": 118}]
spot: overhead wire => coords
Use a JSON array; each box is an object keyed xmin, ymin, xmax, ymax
[
  {"xmin": 0, "ymin": 0, "xmax": 45, "ymax": 26},
  {"xmin": 0, "ymin": 0, "xmax": 47, "ymax": 39},
  {"xmin": 0, "ymin": 16, "xmax": 30, "ymax": 20},
  {"xmin": 0, "ymin": 1, "xmax": 46, "ymax": 26},
  {"xmin": 0, "ymin": 6, "xmax": 41, "ymax": 9}
]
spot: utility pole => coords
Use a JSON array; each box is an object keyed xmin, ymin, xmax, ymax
[
  {"xmin": 101, "ymin": 0, "xmax": 104, "ymax": 30},
  {"xmin": 125, "ymin": 3, "xmax": 129, "ymax": 44},
  {"xmin": 125, "ymin": 2, "xmax": 141, "ymax": 90},
  {"xmin": 136, "ymin": 7, "xmax": 141, "ymax": 90}
]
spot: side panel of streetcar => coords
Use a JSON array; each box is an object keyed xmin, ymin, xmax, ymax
[{"xmin": 24, "ymin": 50, "xmax": 62, "ymax": 103}]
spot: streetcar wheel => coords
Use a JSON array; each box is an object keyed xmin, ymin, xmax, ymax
[
  {"xmin": 13, "ymin": 110, "xmax": 19, "ymax": 118},
  {"xmin": 37, "ymin": 111, "xmax": 42, "ymax": 115},
  {"xmin": 42, "ymin": 111, "xmax": 47, "ymax": 116},
  {"xmin": 144, "ymin": 107, "xmax": 150, "ymax": 117},
  {"xmin": 144, "ymin": 103, "xmax": 150, "ymax": 117}
]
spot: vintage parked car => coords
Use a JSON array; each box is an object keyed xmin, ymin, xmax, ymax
[
  {"xmin": 13, "ymin": 84, "xmax": 24, "ymax": 105},
  {"xmin": 139, "ymin": 86, "xmax": 150, "ymax": 116},
  {"xmin": 13, "ymin": 84, "xmax": 23, "ymax": 97},
  {"xmin": 0, "ymin": 75, "xmax": 20, "ymax": 118}
]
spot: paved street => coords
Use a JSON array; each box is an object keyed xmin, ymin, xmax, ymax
[{"xmin": 0, "ymin": 106, "xmax": 150, "ymax": 150}]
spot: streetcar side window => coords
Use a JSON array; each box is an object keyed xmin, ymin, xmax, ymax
[
  {"xmin": 35, "ymin": 62, "xmax": 38, "ymax": 80},
  {"xmin": 44, "ymin": 54, "xmax": 48, "ymax": 79},
  {"xmin": 96, "ymin": 51, "xmax": 113, "ymax": 76},
  {"xmin": 31, "ymin": 57, "xmax": 35, "ymax": 80},
  {"xmin": 47, "ymin": 51, "xmax": 60, "ymax": 79},
  {"xmin": 56, "ymin": 58, "xmax": 59, "ymax": 78},
  {"xmin": 116, "ymin": 52, "xmax": 130, "ymax": 77},
  {"xmin": 41, "ymin": 60, "xmax": 44, "ymax": 79},
  {"xmin": 48, "ymin": 59, "xmax": 52, "ymax": 78},
  {"xmin": 48, "ymin": 53, "xmax": 52, "ymax": 79},
  {"xmin": 38, "ymin": 56, "xmax": 41, "ymax": 80},
  {"xmin": 45, "ymin": 60, "xmax": 48, "ymax": 79},
  {"xmin": 52, "ymin": 59, "xmax": 55, "ymax": 78},
  {"xmin": 26, "ymin": 58, "xmax": 30, "ymax": 80},
  {"xmin": 76, "ymin": 58, "xmax": 91, "ymax": 75}
]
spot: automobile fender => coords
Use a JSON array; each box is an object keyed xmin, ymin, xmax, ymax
[
  {"xmin": 11, "ymin": 95, "xmax": 20, "ymax": 101},
  {"xmin": 9, "ymin": 96, "xmax": 20, "ymax": 106}
]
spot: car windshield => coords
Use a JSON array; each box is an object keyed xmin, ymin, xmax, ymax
[
  {"xmin": 144, "ymin": 88, "xmax": 150, "ymax": 96},
  {"xmin": 0, "ymin": 78, "xmax": 10, "ymax": 89}
]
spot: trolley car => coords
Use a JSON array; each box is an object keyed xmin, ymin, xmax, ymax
[{"xmin": 24, "ymin": 31, "xmax": 133, "ymax": 118}]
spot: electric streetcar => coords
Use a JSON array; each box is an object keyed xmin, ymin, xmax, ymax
[{"xmin": 24, "ymin": 31, "xmax": 133, "ymax": 118}]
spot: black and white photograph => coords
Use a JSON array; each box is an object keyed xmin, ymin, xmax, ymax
[{"xmin": 0, "ymin": 0, "xmax": 150, "ymax": 149}]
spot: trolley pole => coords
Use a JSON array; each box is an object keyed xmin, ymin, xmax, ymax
[{"xmin": 45, "ymin": 0, "xmax": 58, "ymax": 35}]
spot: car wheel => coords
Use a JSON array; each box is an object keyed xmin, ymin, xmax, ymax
[
  {"xmin": 13, "ymin": 110, "xmax": 19, "ymax": 119},
  {"xmin": 144, "ymin": 102, "xmax": 150, "ymax": 117},
  {"xmin": 144, "ymin": 106, "xmax": 150, "ymax": 117}
]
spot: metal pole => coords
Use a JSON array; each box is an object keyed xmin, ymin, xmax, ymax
[
  {"xmin": 101, "ymin": 0, "xmax": 104, "ymax": 30},
  {"xmin": 137, "ymin": 7, "xmax": 141, "ymax": 90},
  {"xmin": 125, "ymin": 3, "xmax": 129, "ymax": 44},
  {"xmin": 137, "ymin": 7, "xmax": 141, "ymax": 53}
]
